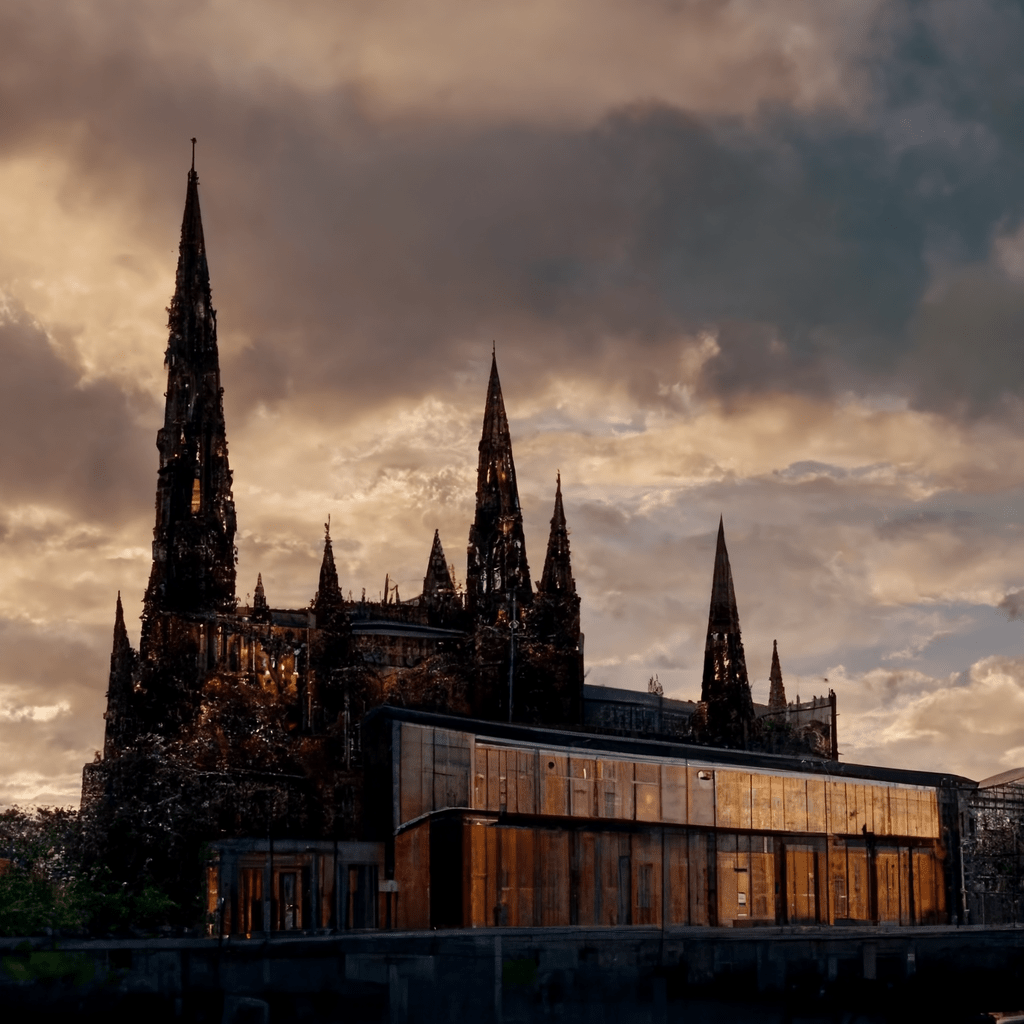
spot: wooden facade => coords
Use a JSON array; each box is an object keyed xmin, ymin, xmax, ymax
[{"xmin": 386, "ymin": 720, "xmax": 948, "ymax": 930}]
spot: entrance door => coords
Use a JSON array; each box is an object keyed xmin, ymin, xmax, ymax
[{"xmin": 784, "ymin": 844, "xmax": 819, "ymax": 924}]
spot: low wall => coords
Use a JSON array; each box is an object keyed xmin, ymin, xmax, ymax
[{"xmin": 3, "ymin": 926, "xmax": 1024, "ymax": 1022}]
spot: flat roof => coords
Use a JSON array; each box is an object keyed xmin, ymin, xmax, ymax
[{"xmin": 365, "ymin": 704, "xmax": 976, "ymax": 789}]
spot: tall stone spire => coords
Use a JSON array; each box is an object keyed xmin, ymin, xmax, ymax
[
  {"xmin": 538, "ymin": 473, "xmax": 575, "ymax": 596},
  {"xmin": 251, "ymin": 573, "xmax": 271, "ymax": 623},
  {"xmin": 423, "ymin": 530, "xmax": 455, "ymax": 600},
  {"xmin": 103, "ymin": 592, "xmax": 139, "ymax": 759},
  {"xmin": 466, "ymin": 353, "xmax": 532, "ymax": 619},
  {"xmin": 768, "ymin": 639, "xmax": 787, "ymax": 711},
  {"xmin": 313, "ymin": 518, "xmax": 344, "ymax": 623},
  {"xmin": 700, "ymin": 518, "xmax": 758, "ymax": 749},
  {"xmin": 143, "ymin": 159, "xmax": 236, "ymax": 618}
]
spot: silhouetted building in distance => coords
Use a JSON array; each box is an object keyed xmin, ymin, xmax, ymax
[{"xmin": 82, "ymin": 161, "xmax": 841, "ymax": 919}]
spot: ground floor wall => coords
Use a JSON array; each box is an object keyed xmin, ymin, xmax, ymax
[{"xmin": 394, "ymin": 818, "xmax": 948, "ymax": 931}]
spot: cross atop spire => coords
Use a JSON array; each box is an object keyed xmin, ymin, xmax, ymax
[
  {"xmin": 466, "ymin": 353, "xmax": 532, "ymax": 618},
  {"xmin": 768, "ymin": 638, "xmax": 787, "ymax": 711},
  {"xmin": 708, "ymin": 516, "xmax": 741, "ymax": 635},
  {"xmin": 143, "ymin": 160, "xmax": 236, "ymax": 618},
  {"xmin": 539, "ymin": 473, "xmax": 575, "ymax": 596}
]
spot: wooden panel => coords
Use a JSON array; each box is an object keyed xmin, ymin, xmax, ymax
[
  {"xmin": 451, "ymin": 731, "xmax": 473, "ymax": 808},
  {"xmin": 875, "ymin": 847, "xmax": 901, "ymax": 923},
  {"xmin": 715, "ymin": 771, "xmax": 751, "ymax": 830},
  {"xmin": 473, "ymin": 747, "xmax": 487, "ymax": 810},
  {"xmin": 597, "ymin": 833, "xmax": 620, "ymax": 925},
  {"xmin": 750, "ymin": 774, "xmax": 773, "ymax": 831},
  {"xmin": 515, "ymin": 829, "xmax": 536, "ymax": 927},
  {"xmin": 749, "ymin": 843, "xmax": 775, "ymax": 921},
  {"xmin": 688, "ymin": 766, "xmax": 716, "ymax": 827},
  {"xmin": 784, "ymin": 777, "xmax": 808, "ymax": 833},
  {"xmin": 922, "ymin": 790, "xmax": 940, "ymax": 839},
  {"xmin": 770, "ymin": 775, "xmax": 786, "ymax": 832},
  {"xmin": 467, "ymin": 823, "xmax": 488, "ymax": 927},
  {"xmin": 893, "ymin": 788, "xmax": 908, "ymax": 837},
  {"xmin": 399, "ymin": 723, "xmax": 425, "ymax": 824},
  {"xmin": 785, "ymin": 844, "xmax": 818, "ymax": 924},
  {"xmin": 688, "ymin": 832, "xmax": 710, "ymax": 926},
  {"xmin": 570, "ymin": 757, "xmax": 595, "ymax": 817},
  {"xmin": 394, "ymin": 823, "xmax": 431, "ymax": 930},
  {"xmin": 872, "ymin": 786, "xmax": 891, "ymax": 836},
  {"xmin": 906, "ymin": 790, "xmax": 923, "ymax": 839},
  {"xmin": 898, "ymin": 847, "xmax": 911, "ymax": 924},
  {"xmin": 487, "ymin": 749, "xmax": 500, "ymax": 813},
  {"xmin": 632, "ymin": 831, "xmax": 662, "ymax": 926},
  {"xmin": 497, "ymin": 750, "xmax": 509, "ymax": 813},
  {"xmin": 541, "ymin": 753, "xmax": 569, "ymax": 816},
  {"xmin": 716, "ymin": 833, "xmax": 740, "ymax": 926},
  {"xmin": 573, "ymin": 832, "xmax": 597, "ymax": 926},
  {"xmin": 806, "ymin": 779, "xmax": 826, "ymax": 833},
  {"xmin": 827, "ymin": 838, "xmax": 847, "ymax": 923},
  {"xmin": 661, "ymin": 765, "xmax": 687, "ymax": 823},
  {"xmin": 635, "ymin": 761, "xmax": 660, "ymax": 822},
  {"xmin": 828, "ymin": 781, "xmax": 848, "ymax": 835},
  {"xmin": 517, "ymin": 750, "xmax": 537, "ymax": 815},
  {"xmin": 596, "ymin": 760, "xmax": 618, "ymax": 820},
  {"xmin": 848, "ymin": 785, "xmax": 866, "ymax": 834},
  {"xmin": 846, "ymin": 843, "xmax": 870, "ymax": 922},
  {"xmin": 618, "ymin": 761, "xmax": 635, "ymax": 821},
  {"xmin": 497, "ymin": 827, "xmax": 517, "ymax": 925},
  {"xmin": 538, "ymin": 831, "xmax": 570, "ymax": 926},
  {"xmin": 666, "ymin": 832, "xmax": 689, "ymax": 924}
]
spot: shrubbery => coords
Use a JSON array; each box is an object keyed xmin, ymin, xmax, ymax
[{"xmin": 0, "ymin": 806, "xmax": 177, "ymax": 937}]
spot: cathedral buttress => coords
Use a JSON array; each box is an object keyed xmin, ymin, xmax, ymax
[
  {"xmin": 143, "ymin": 159, "xmax": 236, "ymax": 623},
  {"xmin": 466, "ymin": 354, "xmax": 532, "ymax": 622},
  {"xmin": 700, "ymin": 518, "xmax": 758, "ymax": 749}
]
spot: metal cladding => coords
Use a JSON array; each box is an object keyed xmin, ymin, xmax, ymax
[
  {"xmin": 143, "ymin": 165, "xmax": 237, "ymax": 619},
  {"xmin": 538, "ymin": 473, "xmax": 575, "ymax": 597},
  {"xmin": 768, "ymin": 638, "xmax": 787, "ymax": 711},
  {"xmin": 700, "ymin": 518, "xmax": 759, "ymax": 749},
  {"xmin": 466, "ymin": 354, "xmax": 532, "ymax": 620}
]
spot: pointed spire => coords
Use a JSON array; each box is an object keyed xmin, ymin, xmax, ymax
[
  {"xmin": 467, "ymin": 353, "xmax": 532, "ymax": 618},
  {"xmin": 708, "ymin": 516, "xmax": 741, "ymax": 634},
  {"xmin": 313, "ymin": 517, "xmax": 344, "ymax": 622},
  {"xmin": 113, "ymin": 591, "xmax": 130, "ymax": 653},
  {"xmin": 104, "ymin": 592, "xmax": 139, "ymax": 759},
  {"xmin": 423, "ymin": 529, "xmax": 455, "ymax": 600},
  {"xmin": 700, "ymin": 518, "xmax": 758, "ymax": 749},
  {"xmin": 768, "ymin": 639, "xmax": 787, "ymax": 711},
  {"xmin": 251, "ymin": 573, "xmax": 271, "ymax": 623},
  {"xmin": 143, "ymin": 157, "xmax": 236, "ymax": 618},
  {"xmin": 539, "ymin": 473, "xmax": 575, "ymax": 596}
]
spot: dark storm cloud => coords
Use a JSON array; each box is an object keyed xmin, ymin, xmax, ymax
[
  {"xmin": 0, "ymin": 306, "xmax": 152, "ymax": 519},
  {"xmin": 2, "ymin": 2, "xmax": 1023, "ymax": 423}
]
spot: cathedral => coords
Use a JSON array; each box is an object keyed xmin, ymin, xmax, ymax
[{"xmin": 81, "ymin": 162, "xmax": 835, "ymax": 904}]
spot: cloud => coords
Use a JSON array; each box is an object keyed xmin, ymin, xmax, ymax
[{"xmin": 1, "ymin": 1, "xmax": 1024, "ymax": 804}]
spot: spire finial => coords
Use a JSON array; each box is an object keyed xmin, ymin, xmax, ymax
[
  {"xmin": 492, "ymin": 339, "xmax": 496, "ymax": 357},
  {"xmin": 325, "ymin": 513, "xmax": 331, "ymax": 538},
  {"xmin": 191, "ymin": 137, "xmax": 196, "ymax": 172}
]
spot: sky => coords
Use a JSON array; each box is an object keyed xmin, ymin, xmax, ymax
[{"xmin": 2, "ymin": 0, "xmax": 1024, "ymax": 806}]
